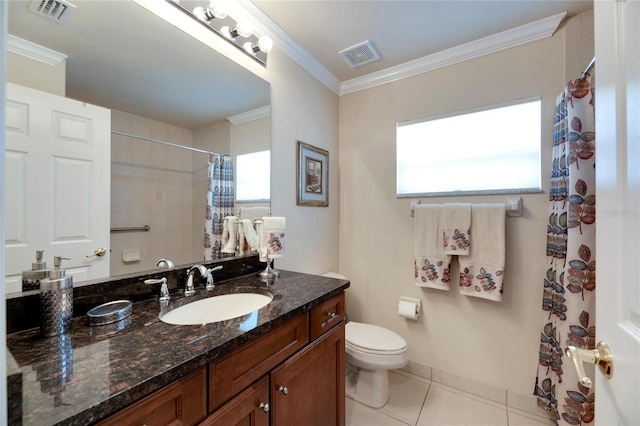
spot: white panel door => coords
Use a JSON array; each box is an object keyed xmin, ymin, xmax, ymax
[
  {"xmin": 5, "ymin": 83, "xmax": 110, "ymax": 293},
  {"xmin": 594, "ymin": 0, "xmax": 640, "ymax": 423}
]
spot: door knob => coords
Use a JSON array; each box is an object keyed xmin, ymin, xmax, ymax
[
  {"xmin": 86, "ymin": 248, "xmax": 107, "ymax": 258},
  {"xmin": 279, "ymin": 386, "xmax": 288, "ymax": 395},
  {"xmin": 259, "ymin": 402, "xmax": 269, "ymax": 413},
  {"xmin": 565, "ymin": 341, "xmax": 614, "ymax": 388}
]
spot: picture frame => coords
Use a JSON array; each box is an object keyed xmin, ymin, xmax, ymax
[{"xmin": 296, "ymin": 141, "xmax": 329, "ymax": 207}]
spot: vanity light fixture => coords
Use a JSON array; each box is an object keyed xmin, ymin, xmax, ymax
[{"xmin": 167, "ymin": 0, "xmax": 272, "ymax": 66}]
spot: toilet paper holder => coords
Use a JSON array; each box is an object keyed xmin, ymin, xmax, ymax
[{"xmin": 398, "ymin": 297, "xmax": 421, "ymax": 319}]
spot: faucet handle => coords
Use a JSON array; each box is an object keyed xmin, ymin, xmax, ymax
[
  {"xmin": 205, "ymin": 265, "xmax": 223, "ymax": 291},
  {"xmin": 144, "ymin": 277, "xmax": 170, "ymax": 302}
]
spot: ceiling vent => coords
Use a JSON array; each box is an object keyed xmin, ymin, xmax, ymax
[
  {"xmin": 338, "ymin": 40, "xmax": 381, "ymax": 68},
  {"xmin": 29, "ymin": 0, "xmax": 76, "ymax": 24}
]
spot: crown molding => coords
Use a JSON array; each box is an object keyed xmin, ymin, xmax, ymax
[
  {"xmin": 238, "ymin": 0, "xmax": 342, "ymax": 94},
  {"xmin": 227, "ymin": 105, "xmax": 271, "ymax": 125},
  {"xmin": 7, "ymin": 34, "xmax": 68, "ymax": 65},
  {"xmin": 339, "ymin": 12, "xmax": 567, "ymax": 96}
]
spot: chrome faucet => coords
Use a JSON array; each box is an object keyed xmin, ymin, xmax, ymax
[
  {"xmin": 185, "ymin": 264, "xmax": 224, "ymax": 296},
  {"xmin": 156, "ymin": 258, "xmax": 175, "ymax": 268}
]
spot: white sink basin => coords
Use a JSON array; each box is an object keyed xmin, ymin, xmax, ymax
[{"xmin": 159, "ymin": 292, "xmax": 273, "ymax": 325}]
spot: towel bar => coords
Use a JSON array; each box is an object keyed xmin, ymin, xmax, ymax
[
  {"xmin": 110, "ymin": 225, "xmax": 151, "ymax": 233},
  {"xmin": 410, "ymin": 197, "xmax": 522, "ymax": 217}
]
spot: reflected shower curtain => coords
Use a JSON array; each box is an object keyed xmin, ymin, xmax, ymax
[
  {"xmin": 204, "ymin": 153, "xmax": 234, "ymax": 259},
  {"xmin": 534, "ymin": 77, "xmax": 596, "ymax": 425}
]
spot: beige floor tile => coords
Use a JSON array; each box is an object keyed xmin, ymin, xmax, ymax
[
  {"xmin": 507, "ymin": 409, "xmax": 556, "ymax": 426},
  {"xmin": 377, "ymin": 371, "xmax": 430, "ymax": 425},
  {"xmin": 346, "ymin": 397, "xmax": 411, "ymax": 426},
  {"xmin": 417, "ymin": 383, "xmax": 508, "ymax": 426}
]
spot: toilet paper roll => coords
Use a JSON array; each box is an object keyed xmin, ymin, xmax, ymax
[{"xmin": 398, "ymin": 300, "xmax": 419, "ymax": 320}]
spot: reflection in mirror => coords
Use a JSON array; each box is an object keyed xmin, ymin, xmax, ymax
[{"xmin": 5, "ymin": 0, "xmax": 270, "ymax": 294}]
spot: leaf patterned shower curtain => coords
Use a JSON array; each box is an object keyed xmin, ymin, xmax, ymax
[
  {"xmin": 204, "ymin": 153, "xmax": 234, "ymax": 260},
  {"xmin": 534, "ymin": 77, "xmax": 596, "ymax": 425}
]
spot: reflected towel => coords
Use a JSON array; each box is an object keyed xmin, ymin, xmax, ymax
[
  {"xmin": 239, "ymin": 206, "xmax": 270, "ymax": 221},
  {"xmin": 414, "ymin": 205, "xmax": 452, "ymax": 290},
  {"xmin": 459, "ymin": 204, "xmax": 505, "ymax": 302},
  {"xmin": 221, "ymin": 216, "xmax": 237, "ymax": 254},
  {"xmin": 240, "ymin": 219, "xmax": 259, "ymax": 252},
  {"xmin": 260, "ymin": 216, "xmax": 285, "ymax": 259},
  {"xmin": 443, "ymin": 203, "xmax": 471, "ymax": 255}
]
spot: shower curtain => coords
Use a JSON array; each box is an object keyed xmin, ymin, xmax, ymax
[
  {"xmin": 534, "ymin": 76, "xmax": 596, "ymax": 425},
  {"xmin": 204, "ymin": 153, "xmax": 234, "ymax": 259}
]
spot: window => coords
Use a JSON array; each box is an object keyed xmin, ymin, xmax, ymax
[
  {"xmin": 396, "ymin": 99, "xmax": 541, "ymax": 197},
  {"xmin": 235, "ymin": 150, "xmax": 270, "ymax": 202}
]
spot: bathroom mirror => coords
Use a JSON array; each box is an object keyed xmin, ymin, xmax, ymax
[{"xmin": 5, "ymin": 0, "xmax": 270, "ymax": 293}]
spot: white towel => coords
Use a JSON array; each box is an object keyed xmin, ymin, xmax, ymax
[
  {"xmin": 414, "ymin": 205, "xmax": 452, "ymax": 290},
  {"xmin": 240, "ymin": 219, "xmax": 259, "ymax": 252},
  {"xmin": 443, "ymin": 203, "xmax": 471, "ymax": 255},
  {"xmin": 260, "ymin": 216, "xmax": 285, "ymax": 259},
  {"xmin": 239, "ymin": 206, "xmax": 271, "ymax": 221},
  {"xmin": 221, "ymin": 216, "xmax": 238, "ymax": 254},
  {"xmin": 459, "ymin": 204, "xmax": 505, "ymax": 302}
]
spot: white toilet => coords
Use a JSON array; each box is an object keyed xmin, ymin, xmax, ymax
[{"xmin": 322, "ymin": 273, "xmax": 409, "ymax": 408}]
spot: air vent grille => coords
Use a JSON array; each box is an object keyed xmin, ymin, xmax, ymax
[
  {"xmin": 29, "ymin": 0, "xmax": 76, "ymax": 23},
  {"xmin": 338, "ymin": 40, "xmax": 381, "ymax": 68}
]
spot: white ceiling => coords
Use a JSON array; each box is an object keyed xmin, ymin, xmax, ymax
[
  {"xmin": 253, "ymin": 0, "xmax": 593, "ymax": 83},
  {"xmin": 7, "ymin": 0, "xmax": 593, "ymax": 128}
]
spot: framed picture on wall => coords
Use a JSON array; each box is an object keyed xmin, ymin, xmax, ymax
[{"xmin": 296, "ymin": 141, "xmax": 329, "ymax": 207}]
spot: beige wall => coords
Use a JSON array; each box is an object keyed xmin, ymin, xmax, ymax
[
  {"xmin": 6, "ymin": 52, "xmax": 65, "ymax": 96},
  {"xmin": 338, "ymin": 31, "xmax": 564, "ymax": 396},
  {"xmin": 267, "ymin": 50, "xmax": 341, "ymax": 274},
  {"xmin": 336, "ymin": 11, "xmax": 594, "ymax": 396},
  {"xmin": 110, "ymin": 109, "xmax": 198, "ymax": 275}
]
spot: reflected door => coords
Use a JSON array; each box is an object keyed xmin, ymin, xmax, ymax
[{"xmin": 5, "ymin": 83, "xmax": 111, "ymax": 292}]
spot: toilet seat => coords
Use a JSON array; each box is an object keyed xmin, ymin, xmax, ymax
[{"xmin": 346, "ymin": 322, "xmax": 407, "ymax": 355}]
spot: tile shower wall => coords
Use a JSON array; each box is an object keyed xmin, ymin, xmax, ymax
[{"xmin": 110, "ymin": 109, "xmax": 202, "ymax": 275}]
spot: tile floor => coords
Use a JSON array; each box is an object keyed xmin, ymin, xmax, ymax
[{"xmin": 345, "ymin": 370, "xmax": 555, "ymax": 426}]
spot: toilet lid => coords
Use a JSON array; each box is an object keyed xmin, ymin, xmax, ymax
[{"xmin": 346, "ymin": 322, "xmax": 407, "ymax": 353}]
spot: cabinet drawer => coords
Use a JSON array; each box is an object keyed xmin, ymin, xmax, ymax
[
  {"xmin": 209, "ymin": 312, "xmax": 308, "ymax": 410},
  {"xmin": 97, "ymin": 367, "xmax": 206, "ymax": 426},
  {"xmin": 310, "ymin": 293, "xmax": 345, "ymax": 340}
]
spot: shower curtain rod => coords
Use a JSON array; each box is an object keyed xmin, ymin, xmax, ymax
[
  {"xmin": 579, "ymin": 57, "xmax": 596, "ymax": 79},
  {"xmin": 111, "ymin": 130, "xmax": 217, "ymax": 155}
]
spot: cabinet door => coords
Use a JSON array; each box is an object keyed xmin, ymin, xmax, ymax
[
  {"xmin": 201, "ymin": 376, "xmax": 270, "ymax": 426},
  {"xmin": 97, "ymin": 367, "xmax": 206, "ymax": 426},
  {"xmin": 271, "ymin": 322, "xmax": 345, "ymax": 426}
]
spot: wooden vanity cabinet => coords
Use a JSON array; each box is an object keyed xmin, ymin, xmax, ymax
[{"xmin": 97, "ymin": 292, "xmax": 346, "ymax": 426}]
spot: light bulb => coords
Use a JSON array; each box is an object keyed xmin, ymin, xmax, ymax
[
  {"xmin": 220, "ymin": 26, "xmax": 232, "ymax": 39},
  {"xmin": 235, "ymin": 19, "xmax": 252, "ymax": 38},
  {"xmin": 208, "ymin": 0, "xmax": 228, "ymax": 19},
  {"xmin": 193, "ymin": 6, "xmax": 207, "ymax": 21},
  {"xmin": 257, "ymin": 35, "xmax": 273, "ymax": 53},
  {"xmin": 243, "ymin": 42, "xmax": 255, "ymax": 54}
]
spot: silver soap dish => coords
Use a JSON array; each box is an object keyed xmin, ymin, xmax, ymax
[{"xmin": 87, "ymin": 300, "xmax": 133, "ymax": 326}]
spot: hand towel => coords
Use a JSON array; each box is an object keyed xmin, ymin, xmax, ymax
[
  {"xmin": 414, "ymin": 204, "xmax": 452, "ymax": 290},
  {"xmin": 459, "ymin": 204, "xmax": 505, "ymax": 302},
  {"xmin": 256, "ymin": 220, "xmax": 267, "ymax": 262},
  {"xmin": 443, "ymin": 203, "xmax": 471, "ymax": 255},
  {"xmin": 237, "ymin": 222, "xmax": 248, "ymax": 255},
  {"xmin": 240, "ymin": 219, "xmax": 259, "ymax": 252},
  {"xmin": 239, "ymin": 206, "xmax": 271, "ymax": 221},
  {"xmin": 221, "ymin": 216, "xmax": 238, "ymax": 254},
  {"xmin": 260, "ymin": 216, "xmax": 285, "ymax": 259}
]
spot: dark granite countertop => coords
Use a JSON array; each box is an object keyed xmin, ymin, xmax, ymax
[{"xmin": 6, "ymin": 270, "xmax": 349, "ymax": 426}]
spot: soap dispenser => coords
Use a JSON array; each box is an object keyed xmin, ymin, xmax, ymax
[
  {"xmin": 40, "ymin": 256, "xmax": 73, "ymax": 337},
  {"xmin": 22, "ymin": 250, "xmax": 50, "ymax": 291}
]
